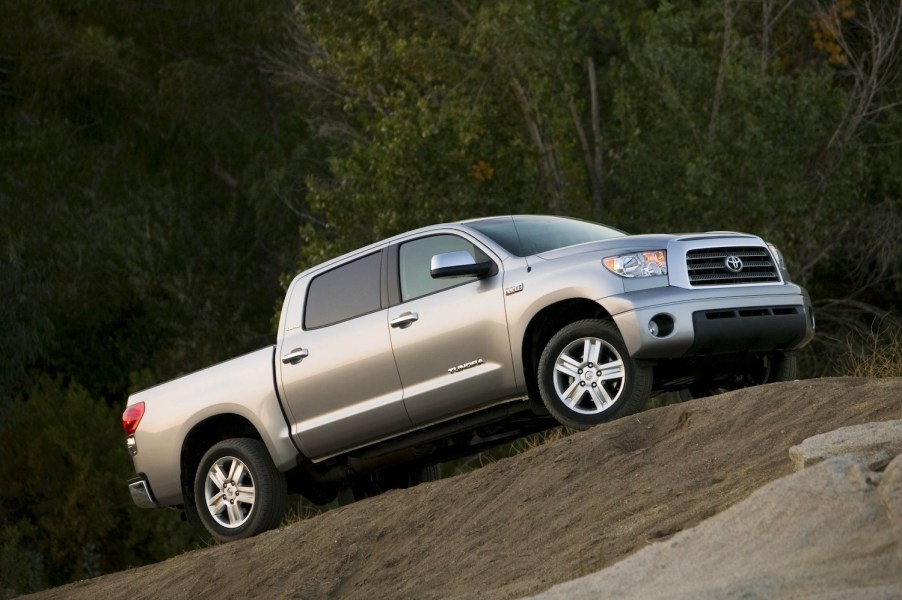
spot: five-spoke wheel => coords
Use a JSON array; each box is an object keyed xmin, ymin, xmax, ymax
[
  {"xmin": 538, "ymin": 319, "xmax": 651, "ymax": 429},
  {"xmin": 203, "ymin": 453, "xmax": 257, "ymax": 529},
  {"xmin": 194, "ymin": 438, "xmax": 287, "ymax": 541}
]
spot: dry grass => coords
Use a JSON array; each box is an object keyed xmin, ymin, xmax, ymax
[
  {"xmin": 448, "ymin": 427, "xmax": 575, "ymax": 475},
  {"xmin": 506, "ymin": 427, "xmax": 573, "ymax": 454},
  {"xmin": 841, "ymin": 325, "xmax": 902, "ymax": 378},
  {"xmin": 282, "ymin": 494, "xmax": 335, "ymax": 526}
]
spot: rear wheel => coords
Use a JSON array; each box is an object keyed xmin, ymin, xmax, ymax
[
  {"xmin": 537, "ymin": 319, "xmax": 652, "ymax": 430},
  {"xmin": 194, "ymin": 438, "xmax": 287, "ymax": 541}
]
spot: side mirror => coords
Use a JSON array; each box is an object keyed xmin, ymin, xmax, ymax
[{"xmin": 430, "ymin": 251, "xmax": 494, "ymax": 279}]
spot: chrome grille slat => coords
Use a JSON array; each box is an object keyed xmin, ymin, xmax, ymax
[{"xmin": 686, "ymin": 246, "xmax": 779, "ymax": 286}]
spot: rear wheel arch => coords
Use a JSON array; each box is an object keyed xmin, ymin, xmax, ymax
[{"xmin": 179, "ymin": 414, "xmax": 264, "ymax": 515}]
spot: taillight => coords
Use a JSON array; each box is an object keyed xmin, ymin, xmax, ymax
[{"xmin": 122, "ymin": 402, "xmax": 145, "ymax": 435}]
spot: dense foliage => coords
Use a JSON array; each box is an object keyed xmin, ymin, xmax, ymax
[
  {"xmin": 284, "ymin": 0, "xmax": 902, "ymax": 368},
  {"xmin": 1, "ymin": 0, "xmax": 900, "ymax": 594},
  {"xmin": 0, "ymin": 0, "xmax": 317, "ymax": 591}
]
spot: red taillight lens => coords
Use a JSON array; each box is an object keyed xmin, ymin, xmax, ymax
[{"xmin": 122, "ymin": 402, "xmax": 145, "ymax": 435}]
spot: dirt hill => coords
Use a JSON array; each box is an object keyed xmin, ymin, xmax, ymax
[{"xmin": 30, "ymin": 377, "xmax": 902, "ymax": 599}]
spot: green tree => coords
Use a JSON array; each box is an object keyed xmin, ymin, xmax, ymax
[
  {"xmin": 281, "ymin": 0, "xmax": 613, "ymax": 267},
  {"xmin": 286, "ymin": 0, "xmax": 901, "ymax": 370},
  {"xmin": 0, "ymin": 0, "xmax": 318, "ymax": 401},
  {"xmin": 0, "ymin": 0, "xmax": 320, "ymax": 591},
  {"xmin": 0, "ymin": 375, "xmax": 203, "ymax": 594}
]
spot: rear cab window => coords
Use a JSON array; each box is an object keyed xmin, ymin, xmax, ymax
[{"xmin": 304, "ymin": 252, "xmax": 383, "ymax": 329}]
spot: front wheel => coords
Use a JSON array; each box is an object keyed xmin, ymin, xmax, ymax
[
  {"xmin": 194, "ymin": 438, "xmax": 287, "ymax": 542},
  {"xmin": 537, "ymin": 319, "xmax": 652, "ymax": 430}
]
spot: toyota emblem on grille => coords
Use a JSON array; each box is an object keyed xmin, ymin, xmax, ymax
[{"xmin": 724, "ymin": 255, "xmax": 744, "ymax": 273}]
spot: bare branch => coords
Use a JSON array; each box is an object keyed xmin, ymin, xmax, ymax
[
  {"xmin": 510, "ymin": 78, "xmax": 565, "ymax": 213},
  {"xmin": 796, "ymin": 217, "xmax": 850, "ymax": 278},
  {"xmin": 709, "ymin": 0, "xmax": 734, "ymax": 141},
  {"xmin": 569, "ymin": 58, "xmax": 604, "ymax": 219},
  {"xmin": 821, "ymin": 0, "xmax": 902, "ymax": 155},
  {"xmin": 265, "ymin": 22, "xmax": 389, "ymax": 118},
  {"xmin": 276, "ymin": 190, "xmax": 328, "ymax": 228},
  {"xmin": 589, "ymin": 57, "xmax": 604, "ymax": 219},
  {"xmin": 761, "ymin": 0, "xmax": 798, "ymax": 76},
  {"xmin": 448, "ymin": 0, "xmax": 473, "ymax": 23}
]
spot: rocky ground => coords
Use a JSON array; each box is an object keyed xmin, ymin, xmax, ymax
[{"xmin": 29, "ymin": 377, "xmax": 902, "ymax": 599}]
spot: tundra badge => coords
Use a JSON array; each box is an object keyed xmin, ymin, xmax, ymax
[{"xmin": 448, "ymin": 358, "xmax": 485, "ymax": 374}]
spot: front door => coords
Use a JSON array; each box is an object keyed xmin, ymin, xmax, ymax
[{"xmin": 388, "ymin": 233, "xmax": 518, "ymax": 425}]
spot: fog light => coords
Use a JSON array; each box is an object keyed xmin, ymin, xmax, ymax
[
  {"xmin": 649, "ymin": 314, "xmax": 675, "ymax": 338},
  {"xmin": 648, "ymin": 320, "xmax": 659, "ymax": 336}
]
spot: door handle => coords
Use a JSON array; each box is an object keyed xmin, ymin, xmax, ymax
[
  {"xmin": 389, "ymin": 312, "xmax": 419, "ymax": 329},
  {"xmin": 281, "ymin": 348, "xmax": 309, "ymax": 364}
]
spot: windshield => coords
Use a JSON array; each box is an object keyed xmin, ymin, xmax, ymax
[{"xmin": 467, "ymin": 216, "xmax": 626, "ymax": 257}]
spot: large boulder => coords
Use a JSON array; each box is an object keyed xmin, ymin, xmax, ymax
[
  {"xmin": 789, "ymin": 420, "xmax": 902, "ymax": 471},
  {"xmin": 530, "ymin": 452, "xmax": 902, "ymax": 599}
]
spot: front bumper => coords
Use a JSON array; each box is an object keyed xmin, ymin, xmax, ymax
[
  {"xmin": 127, "ymin": 475, "xmax": 159, "ymax": 509},
  {"xmin": 606, "ymin": 284, "xmax": 815, "ymax": 359}
]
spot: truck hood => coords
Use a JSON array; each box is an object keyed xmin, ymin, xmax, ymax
[{"xmin": 534, "ymin": 231, "xmax": 758, "ymax": 261}]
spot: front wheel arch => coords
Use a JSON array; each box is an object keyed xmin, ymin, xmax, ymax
[{"xmin": 521, "ymin": 299, "xmax": 610, "ymax": 411}]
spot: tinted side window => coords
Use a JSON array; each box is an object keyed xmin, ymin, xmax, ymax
[
  {"xmin": 399, "ymin": 235, "xmax": 483, "ymax": 302},
  {"xmin": 305, "ymin": 252, "xmax": 382, "ymax": 329}
]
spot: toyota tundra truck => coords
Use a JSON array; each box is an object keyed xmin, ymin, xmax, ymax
[{"xmin": 122, "ymin": 215, "xmax": 814, "ymax": 541}]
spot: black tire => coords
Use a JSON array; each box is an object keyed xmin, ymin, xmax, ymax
[
  {"xmin": 537, "ymin": 319, "xmax": 652, "ymax": 430},
  {"xmin": 368, "ymin": 463, "xmax": 441, "ymax": 490},
  {"xmin": 679, "ymin": 352, "xmax": 797, "ymax": 400},
  {"xmin": 770, "ymin": 352, "xmax": 798, "ymax": 381},
  {"xmin": 418, "ymin": 463, "xmax": 441, "ymax": 483},
  {"xmin": 194, "ymin": 438, "xmax": 287, "ymax": 542}
]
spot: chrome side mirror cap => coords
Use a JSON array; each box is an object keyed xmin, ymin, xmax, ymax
[{"xmin": 430, "ymin": 251, "xmax": 493, "ymax": 279}]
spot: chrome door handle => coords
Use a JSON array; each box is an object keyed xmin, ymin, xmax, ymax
[
  {"xmin": 281, "ymin": 348, "xmax": 309, "ymax": 364},
  {"xmin": 389, "ymin": 312, "xmax": 419, "ymax": 328}
]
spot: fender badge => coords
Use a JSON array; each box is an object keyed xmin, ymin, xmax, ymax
[
  {"xmin": 505, "ymin": 283, "xmax": 524, "ymax": 296},
  {"xmin": 448, "ymin": 358, "xmax": 485, "ymax": 374}
]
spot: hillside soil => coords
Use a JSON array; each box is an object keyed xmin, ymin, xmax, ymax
[{"xmin": 30, "ymin": 377, "xmax": 902, "ymax": 599}]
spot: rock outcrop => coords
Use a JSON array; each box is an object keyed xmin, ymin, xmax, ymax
[
  {"xmin": 531, "ymin": 420, "xmax": 902, "ymax": 600},
  {"xmin": 789, "ymin": 419, "xmax": 902, "ymax": 471}
]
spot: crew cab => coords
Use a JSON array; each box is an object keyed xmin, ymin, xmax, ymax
[{"xmin": 122, "ymin": 215, "xmax": 814, "ymax": 540}]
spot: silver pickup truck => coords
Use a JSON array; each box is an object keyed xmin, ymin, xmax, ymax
[{"xmin": 122, "ymin": 215, "xmax": 814, "ymax": 540}]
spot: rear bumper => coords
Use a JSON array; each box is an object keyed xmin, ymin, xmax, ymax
[{"xmin": 127, "ymin": 475, "xmax": 159, "ymax": 509}]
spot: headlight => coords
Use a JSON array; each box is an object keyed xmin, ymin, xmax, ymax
[
  {"xmin": 767, "ymin": 243, "xmax": 786, "ymax": 270},
  {"xmin": 603, "ymin": 251, "xmax": 667, "ymax": 278}
]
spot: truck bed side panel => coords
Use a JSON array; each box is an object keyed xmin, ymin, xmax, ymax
[{"xmin": 129, "ymin": 347, "xmax": 296, "ymax": 506}]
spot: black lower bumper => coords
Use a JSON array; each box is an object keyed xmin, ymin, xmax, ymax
[{"xmin": 689, "ymin": 305, "xmax": 811, "ymax": 355}]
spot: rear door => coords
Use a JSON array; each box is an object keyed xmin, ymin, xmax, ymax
[
  {"xmin": 387, "ymin": 232, "xmax": 518, "ymax": 425},
  {"xmin": 277, "ymin": 250, "xmax": 411, "ymax": 459}
]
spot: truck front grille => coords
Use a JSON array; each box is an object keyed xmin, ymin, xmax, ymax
[{"xmin": 686, "ymin": 246, "xmax": 779, "ymax": 286}]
